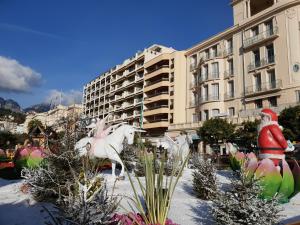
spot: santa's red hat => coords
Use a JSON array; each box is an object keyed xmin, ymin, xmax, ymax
[{"xmin": 260, "ymin": 108, "xmax": 278, "ymax": 121}]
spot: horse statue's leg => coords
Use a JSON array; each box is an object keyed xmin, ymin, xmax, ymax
[
  {"xmin": 116, "ymin": 155, "xmax": 125, "ymax": 180},
  {"xmin": 111, "ymin": 160, "xmax": 116, "ymax": 180}
]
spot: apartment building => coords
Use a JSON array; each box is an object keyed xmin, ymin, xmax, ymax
[
  {"xmin": 143, "ymin": 51, "xmax": 186, "ymax": 136},
  {"xmin": 169, "ymin": 0, "xmax": 300, "ymax": 138},
  {"xmin": 83, "ymin": 45, "xmax": 185, "ymax": 136}
]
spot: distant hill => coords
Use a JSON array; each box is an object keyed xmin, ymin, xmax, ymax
[
  {"xmin": 24, "ymin": 103, "xmax": 51, "ymax": 113},
  {"xmin": 0, "ymin": 97, "xmax": 21, "ymax": 112}
]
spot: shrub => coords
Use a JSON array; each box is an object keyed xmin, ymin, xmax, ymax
[
  {"xmin": 192, "ymin": 155, "xmax": 217, "ymax": 200},
  {"xmin": 212, "ymin": 171, "xmax": 282, "ymax": 225}
]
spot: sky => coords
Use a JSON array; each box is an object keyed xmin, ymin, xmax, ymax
[{"xmin": 0, "ymin": 0, "xmax": 233, "ymax": 108}]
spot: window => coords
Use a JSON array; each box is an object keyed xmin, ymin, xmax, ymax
[
  {"xmin": 190, "ymin": 55, "xmax": 197, "ymax": 69},
  {"xmin": 192, "ymin": 113, "xmax": 199, "ymax": 123},
  {"xmin": 296, "ymin": 91, "xmax": 300, "ymax": 102},
  {"xmin": 211, "ymin": 45, "xmax": 218, "ymax": 58},
  {"xmin": 253, "ymin": 49, "xmax": 261, "ymax": 67},
  {"xmin": 229, "ymin": 107, "xmax": 235, "ymax": 116},
  {"xmin": 227, "ymin": 38, "xmax": 233, "ymax": 51},
  {"xmin": 265, "ymin": 20, "xmax": 274, "ymax": 36},
  {"xmin": 204, "ymin": 49, "xmax": 209, "ymax": 60},
  {"xmin": 211, "ymin": 62, "xmax": 219, "ymax": 78},
  {"xmin": 228, "ymin": 59, "xmax": 234, "ymax": 75},
  {"xmin": 202, "ymin": 65, "xmax": 208, "ymax": 80},
  {"xmin": 251, "ymin": 26, "xmax": 259, "ymax": 37},
  {"xmin": 170, "ymin": 113, "xmax": 173, "ymax": 124},
  {"xmin": 255, "ymin": 99, "xmax": 263, "ymax": 109},
  {"xmin": 203, "ymin": 110, "xmax": 209, "ymax": 121},
  {"xmin": 269, "ymin": 97, "xmax": 277, "ymax": 107},
  {"xmin": 170, "ymin": 72, "xmax": 174, "ymax": 82},
  {"xmin": 203, "ymin": 85, "xmax": 209, "ymax": 101},
  {"xmin": 212, "ymin": 109, "xmax": 220, "ymax": 117},
  {"xmin": 255, "ymin": 73, "xmax": 262, "ymax": 92},
  {"xmin": 170, "ymin": 86, "xmax": 174, "ymax": 96},
  {"xmin": 268, "ymin": 70, "xmax": 276, "ymax": 89},
  {"xmin": 228, "ymin": 81, "xmax": 235, "ymax": 98},
  {"xmin": 212, "ymin": 83, "xmax": 219, "ymax": 100},
  {"xmin": 266, "ymin": 44, "xmax": 275, "ymax": 63}
]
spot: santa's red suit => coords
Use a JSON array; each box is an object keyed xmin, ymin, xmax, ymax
[{"xmin": 258, "ymin": 108, "xmax": 288, "ymax": 166}]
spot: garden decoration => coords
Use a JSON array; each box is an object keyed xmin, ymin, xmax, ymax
[
  {"xmin": 157, "ymin": 134, "xmax": 193, "ymax": 165},
  {"xmin": 75, "ymin": 115, "xmax": 145, "ymax": 179},
  {"xmin": 14, "ymin": 145, "xmax": 45, "ymax": 169},
  {"xmin": 230, "ymin": 108, "xmax": 300, "ymax": 203}
]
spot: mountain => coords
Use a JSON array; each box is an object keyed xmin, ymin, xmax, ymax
[
  {"xmin": 0, "ymin": 97, "xmax": 21, "ymax": 112},
  {"xmin": 24, "ymin": 103, "xmax": 51, "ymax": 113}
]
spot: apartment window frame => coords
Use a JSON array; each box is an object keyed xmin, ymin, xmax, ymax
[
  {"xmin": 212, "ymin": 83, "xmax": 220, "ymax": 99},
  {"xmin": 228, "ymin": 107, "xmax": 235, "ymax": 116},
  {"xmin": 267, "ymin": 69, "xmax": 276, "ymax": 89},
  {"xmin": 228, "ymin": 81, "xmax": 235, "ymax": 98},
  {"xmin": 266, "ymin": 43, "xmax": 275, "ymax": 64},
  {"xmin": 269, "ymin": 96, "xmax": 278, "ymax": 107},
  {"xmin": 254, "ymin": 73, "xmax": 262, "ymax": 92},
  {"xmin": 212, "ymin": 109, "xmax": 220, "ymax": 117},
  {"xmin": 253, "ymin": 49, "xmax": 261, "ymax": 68},
  {"xmin": 211, "ymin": 62, "xmax": 219, "ymax": 78},
  {"xmin": 255, "ymin": 99, "xmax": 263, "ymax": 109}
]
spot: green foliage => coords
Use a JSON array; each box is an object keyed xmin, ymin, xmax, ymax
[
  {"xmin": 0, "ymin": 108, "xmax": 26, "ymax": 124},
  {"xmin": 234, "ymin": 120, "xmax": 259, "ymax": 153},
  {"xmin": 28, "ymin": 119, "xmax": 45, "ymax": 133},
  {"xmin": 279, "ymin": 105, "xmax": 300, "ymax": 141},
  {"xmin": 0, "ymin": 131, "xmax": 29, "ymax": 149},
  {"xmin": 125, "ymin": 152, "xmax": 189, "ymax": 225},
  {"xmin": 198, "ymin": 118, "xmax": 236, "ymax": 146}
]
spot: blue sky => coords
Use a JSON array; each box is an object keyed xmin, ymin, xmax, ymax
[{"xmin": 0, "ymin": 0, "xmax": 233, "ymax": 108}]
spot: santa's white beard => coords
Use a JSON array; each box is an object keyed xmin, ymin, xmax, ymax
[{"xmin": 258, "ymin": 120, "xmax": 279, "ymax": 132}]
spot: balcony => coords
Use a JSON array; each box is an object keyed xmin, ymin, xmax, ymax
[
  {"xmin": 243, "ymin": 27, "xmax": 279, "ymax": 49},
  {"xmin": 144, "ymin": 105, "xmax": 169, "ymax": 116},
  {"xmin": 144, "ymin": 78, "xmax": 169, "ymax": 92},
  {"xmin": 146, "ymin": 65, "xmax": 169, "ymax": 75},
  {"xmin": 224, "ymin": 69, "xmax": 234, "ymax": 79},
  {"xmin": 145, "ymin": 91, "xmax": 169, "ymax": 99},
  {"xmin": 245, "ymin": 80, "xmax": 282, "ymax": 97},
  {"xmin": 248, "ymin": 55, "xmax": 275, "ymax": 72},
  {"xmin": 199, "ymin": 72, "xmax": 220, "ymax": 83},
  {"xmin": 190, "ymin": 62, "xmax": 197, "ymax": 72},
  {"xmin": 199, "ymin": 95, "xmax": 220, "ymax": 104},
  {"xmin": 143, "ymin": 118, "xmax": 169, "ymax": 129},
  {"xmin": 223, "ymin": 47, "xmax": 233, "ymax": 57},
  {"xmin": 224, "ymin": 92, "xmax": 235, "ymax": 100}
]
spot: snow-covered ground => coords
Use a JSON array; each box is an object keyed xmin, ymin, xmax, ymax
[{"xmin": 0, "ymin": 169, "xmax": 300, "ymax": 225}]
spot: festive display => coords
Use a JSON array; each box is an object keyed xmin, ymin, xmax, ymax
[
  {"xmin": 230, "ymin": 108, "xmax": 300, "ymax": 202},
  {"xmin": 14, "ymin": 146, "xmax": 45, "ymax": 169}
]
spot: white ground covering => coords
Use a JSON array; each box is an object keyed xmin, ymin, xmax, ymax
[{"xmin": 0, "ymin": 169, "xmax": 299, "ymax": 225}]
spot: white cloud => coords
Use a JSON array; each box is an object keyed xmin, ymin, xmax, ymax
[
  {"xmin": 0, "ymin": 56, "xmax": 42, "ymax": 93},
  {"xmin": 46, "ymin": 89, "xmax": 82, "ymax": 106}
]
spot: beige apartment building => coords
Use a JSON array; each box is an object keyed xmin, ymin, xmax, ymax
[
  {"xmin": 83, "ymin": 45, "xmax": 186, "ymax": 136},
  {"xmin": 24, "ymin": 104, "xmax": 83, "ymax": 132},
  {"xmin": 169, "ymin": 0, "xmax": 300, "ymax": 141}
]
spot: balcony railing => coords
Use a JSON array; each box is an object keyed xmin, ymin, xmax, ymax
[
  {"xmin": 243, "ymin": 26, "xmax": 279, "ymax": 48},
  {"xmin": 224, "ymin": 69, "xmax": 234, "ymax": 78},
  {"xmin": 146, "ymin": 65, "xmax": 169, "ymax": 74},
  {"xmin": 199, "ymin": 95, "xmax": 220, "ymax": 104},
  {"xmin": 224, "ymin": 92, "xmax": 235, "ymax": 100},
  {"xmin": 145, "ymin": 78, "xmax": 169, "ymax": 87},
  {"xmin": 245, "ymin": 80, "xmax": 282, "ymax": 96},
  {"xmin": 199, "ymin": 72, "xmax": 220, "ymax": 82},
  {"xmin": 248, "ymin": 55, "xmax": 275, "ymax": 71},
  {"xmin": 223, "ymin": 47, "xmax": 233, "ymax": 57},
  {"xmin": 145, "ymin": 91, "xmax": 169, "ymax": 99},
  {"xmin": 144, "ymin": 105, "xmax": 168, "ymax": 111},
  {"xmin": 190, "ymin": 62, "xmax": 197, "ymax": 71},
  {"xmin": 145, "ymin": 118, "xmax": 168, "ymax": 123}
]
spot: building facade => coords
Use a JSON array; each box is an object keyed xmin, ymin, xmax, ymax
[
  {"xmin": 83, "ymin": 45, "xmax": 186, "ymax": 136},
  {"xmin": 169, "ymin": 0, "xmax": 300, "ymax": 138}
]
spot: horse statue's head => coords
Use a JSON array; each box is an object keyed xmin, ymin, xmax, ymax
[{"xmin": 119, "ymin": 124, "xmax": 145, "ymax": 145}]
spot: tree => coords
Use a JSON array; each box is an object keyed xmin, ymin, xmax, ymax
[
  {"xmin": 27, "ymin": 119, "xmax": 44, "ymax": 133},
  {"xmin": 234, "ymin": 120, "xmax": 259, "ymax": 153},
  {"xmin": 198, "ymin": 118, "xmax": 236, "ymax": 149},
  {"xmin": 279, "ymin": 105, "xmax": 300, "ymax": 141}
]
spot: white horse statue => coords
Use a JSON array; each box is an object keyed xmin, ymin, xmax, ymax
[
  {"xmin": 157, "ymin": 134, "xmax": 193, "ymax": 164},
  {"xmin": 75, "ymin": 115, "xmax": 144, "ymax": 179}
]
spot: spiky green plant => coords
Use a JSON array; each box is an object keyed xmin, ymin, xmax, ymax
[{"xmin": 125, "ymin": 152, "xmax": 189, "ymax": 225}]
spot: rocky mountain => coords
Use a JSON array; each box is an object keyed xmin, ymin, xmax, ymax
[
  {"xmin": 24, "ymin": 103, "xmax": 51, "ymax": 113},
  {"xmin": 0, "ymin": 97, "xmax": 21, "ymax": 112}
]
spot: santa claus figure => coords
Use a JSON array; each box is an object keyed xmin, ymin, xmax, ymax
[{"xmin": 258, "ymin": 108, "xmax": 294, "ymax": 168}]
